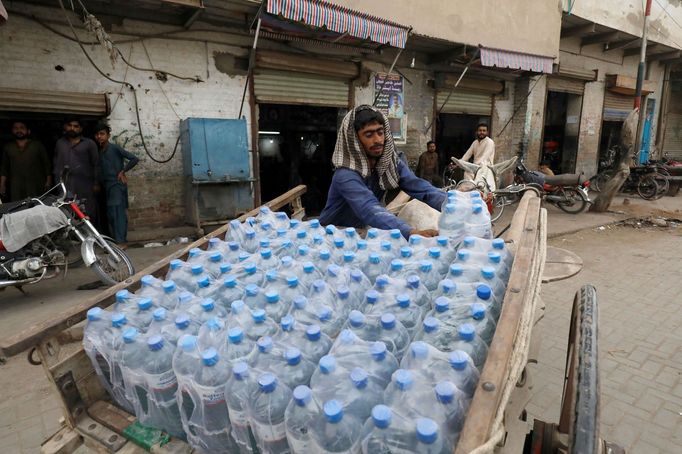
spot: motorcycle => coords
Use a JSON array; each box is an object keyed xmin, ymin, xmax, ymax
[{"xmin": 0, "ymin": 169, "xmax": 135, "ymax": 290}]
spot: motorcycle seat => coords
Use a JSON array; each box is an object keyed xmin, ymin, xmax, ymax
[
  {"xmin": 0, "ymin": 200, "xmax": 34, "ymax": 216},
  {"xmin": 543, "ymin": 173, "xmax": 582, "ymax": 186}
]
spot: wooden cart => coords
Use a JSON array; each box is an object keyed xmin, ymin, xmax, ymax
[{"xmin": 0, "ymin": 187, "xmax": 608, "ymax": 454}]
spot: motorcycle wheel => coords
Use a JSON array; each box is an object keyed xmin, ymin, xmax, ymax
[
  {"xmin": 90, "ymin": 239, "xmax": 135, "ymax": 285},
  {"xmin": 637, "ymin": 175, "xmax": 660, "ymax": 200},
  {"xmin": 556, "ymin": 187, "xmax": 588, "ymax": 214}
]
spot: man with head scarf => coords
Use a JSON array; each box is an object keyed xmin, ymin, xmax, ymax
[{"xmin": 319, "ymin": 106, "xmax": 446, "ymax": 238}]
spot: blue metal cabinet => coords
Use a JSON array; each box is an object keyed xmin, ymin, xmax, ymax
[{"xmin": 180, "ymin": 118, "xmax": 253, "ymax": 228}]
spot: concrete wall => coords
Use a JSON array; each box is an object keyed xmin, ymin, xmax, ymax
[
  {"xmin": 333, "ymin": 0, "xmax": 562, "ymax": 57},
  {"xmin": 564, "ymin": 0, "xmax": 682, "ymax": 51},
  {"xmin": 511, "ymin": 76, "xmax": 548, "ymax": 169},
  {"xmin": 491, "ymin": 83, "xmax": 516, "ymax": 163},
  {"xmin": 0, "ymin": 5, "xmax": 251, "ymax": 229}
]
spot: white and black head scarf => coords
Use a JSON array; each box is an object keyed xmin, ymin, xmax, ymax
[{"xmin": 331, "ymin": 105, "xmax": 400, "ymax": 190}]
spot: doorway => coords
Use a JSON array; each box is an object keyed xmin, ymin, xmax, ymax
[
  {"xmin": 258, "ymin": 104, "xmax": 344, "ymax": 216},
  {"xmin": 436, "ymin": 113, "xmax": 491, "ymax": 175},
  {"xmin": 542, "ymin": 91, "xmax": 583, "ymax": 174}
]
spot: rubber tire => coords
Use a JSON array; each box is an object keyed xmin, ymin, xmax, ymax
[
  {"xmin": 90, "ymin": 239, "xmax": 135, "ymax": 286},
  {"xmin": 654, "ymin": 173, "xmax": 670, "ymax": 199},
  {"xmin": 490, "ymin": 196, "xmax": 505, "ymax": 223},
  {"xmin": 556, "ymin": 187, "xmax": 588, "ymax": 214},
  {"xmin": 637, "ymin": 175, "xmax": 660, "ymax": 200}
]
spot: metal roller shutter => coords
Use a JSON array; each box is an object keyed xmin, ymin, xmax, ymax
[
  {"xmin": 603, "ymin": 91, "xmax": 634, "ymax": 121},
  {"xmin": 436, "ymin": 90, "xmax": 492, "ymax": 116},
  {"xmin": 547, "ymin": 77, "xmax": 585, "ymax": 95},
  {"xmin": 0, "ymin": 87, "xmax": 109, "ymax": 116},
  {"xmin": 253, "ymin": 70, "xmax": 350, "ymax": 107},
  {"xmin": 662, "ymin": 113, "xmax": 682, "ymax": 160}
]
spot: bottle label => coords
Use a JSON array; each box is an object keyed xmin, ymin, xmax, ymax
[
  {"xmin": 229, "ymin": 408, "xmax": 249, "ymax": 427},
  {"xmin": 199, "ymin": 387, "xmax": 226, "ymax": 406},
  {"xmin": 255, "ymin": 421, "xmax": 286, "ymax": 442},
  {"xmin": 149, "ymin": 370, "xmax": 178, "ymax": 392}
]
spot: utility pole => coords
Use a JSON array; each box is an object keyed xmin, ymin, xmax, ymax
[{"xmin": 634, "ymin": 0, "xmax": 653, "ymax": 163}]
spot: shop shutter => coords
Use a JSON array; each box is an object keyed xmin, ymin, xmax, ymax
[
  {"xmin": 253, "ymin": 70, "xmax": 349, "ymax": 107},
  {"xmin": 662, "ymin": 113, "xmax": 682, "ymax": 160},
  {"xmin": 436, "ymin": 90, "xmax": 492, "ymax": 116},
  {"xmin": 603, "ymin": 91, "xmax": 634, "ymax": 122},
  {"xmin": 0, "ymin": 87, "xmax": 109, "ymax": 116},
  {"xmin": 546, "ymin": 77, "xmax": 585, "ymax": 95}
]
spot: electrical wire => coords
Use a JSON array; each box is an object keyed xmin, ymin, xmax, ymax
[
  {"xmin": 56, "ymin": 0, "xmax": 180, "ymax": 164},
  {"xmin": 141, "ymin": 41, "xmax": 182, "ymax": 120}
]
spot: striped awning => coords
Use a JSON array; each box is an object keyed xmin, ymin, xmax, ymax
[
  {"xmin": 480, "ymin": 46, "xmax": 554, "ymax": 74},
  {"xmin": 265, "ymin": 0, "xmax": 410, "ymax": 48}
]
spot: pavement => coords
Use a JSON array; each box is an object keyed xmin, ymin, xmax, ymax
[{"xmin": 0, "ymin": 192, "xmax": 680, "ymax": 453}]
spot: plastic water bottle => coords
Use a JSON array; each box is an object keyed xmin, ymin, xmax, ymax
[
  {"xmin": 278, "ymin": 315, "xmax": 332, "ymax": 364},
  {"xmin": 311, "ymin": 399, "xmax": 363, "ymax": 453},
  {"xmin": 464, "ymin": 203, "xmax": 492, "ymax": 239},
  {"xmin": 348, "ymin": 269, "xmax": 372, "ymax": 309},
  {"xmin": 308, "ymin": 280, "xmax": 342, "ymax": 312},
  {"xmin": 325, "ymin": 264, "xmax": 350, "ymax": 290},
  {"xmin": 118, "ymin": 327, "xmax": 149, "ymax": 415},
  {"xmin": 210, "ymin": 275, "xmax": 245, "ymax": 311},
  {"xmin": 114, "ymin": 289, "xmax": 144, "ymax": 319},
  {"xmin": 176, "ymin": 291, "xmax": 201, "ymax": 314},
  {"xmin": 414, "ymin": 316, "xmax": 455, "ymax": 352},
  {"xmin": 365, "ymin": 292, "xmax": 423, "ymax": 338},
  {"xmin": 237, "ymin": 262, "xmax": 265, "ymax": 287},
  {"xmin": 273, "ymin": 211, "xmax": 290, "ymax": 230},
  {"xmin": 450, "ymin": 324, "xmax": 488, "ymax": 369},
  {"xmin": 271, "ymin": 237, "xmax": 295, "ymax": 258},
  {"xmin": 225, "ymin": 362, "xmax": 255, "ymax": 454},
  {"xmin": 136, "ymin": 275, "xmax": 165, "ymax": 300},
  {"xmin": 241, "ymin": 228, "xmax": 259, "ymax": 254},
  {"xmin": 360, "ymin": 405, "xmax": 445, "ymax": 454},
  {"xmin": 173, "ymin": 334, "xmax": 201, "ymax": 431},
  {"xmin": 363, "ymin": 253, "xmax": 388, "ymax": 283},
  {"xmin": 410, "ymin": 260, "xmax": 440, "ymax": 292},
  {"xmin": 438, "ymin": 203, "xmax": 467, "ymax": 239},
  {"xmin": 257, "ymin": 248, "xmax": 281, "ymax": 271},
  {"xmin": 354, "ymin": 239, "xmax": 370, "ymax": 264},
  {"xmin": 219, "ymin": 326, "xmax": 255, "ymax": 365},
  {"xmin": 405, "ymin": 275, "xmax": 430, "ymax": 308},
  {"xmin": 315, "ymin": 249, "xmax": 333, "ymax": 270},
  {"xmin": 330, "ymin": 237, "xmax": 347, "ymax": 264},
  {"xmin": 298, "ymin": 261, "xmax": 324, "ymax": 289},
  {"xmin": 159, "ymin": 313, "xmax": 200, "ymax": 345},
  {"xmin": 84, "ymin": 308, "xmax": 115, "ymax": 396},
  {"xmin": 243, "ymin": 308, "xmax": 279, "ymax": 341},
  {"xmin": 434, "ymin": 380, "xmax": 468, "ymax": 440},
  {"xmin": 147, "ymin": 307, "xmax": 171, "ymax": 335},
  {"xmin": 186, "ymin": 247, "xmax": 205, "ymax": 264},
  {"xmin": 155, "ymin": 280, "xmax": 180, "ymax": 310},
  {"xmin": 130, "ymin": 298, "xmax": 155, "ymax": 331},
  {"xmin": 285, "ymin": 385, "xmax": 322, "ymax": 454},
  {"xmin": 432, "ymin": 279, "xmax": 459, "ymax": 300},
  {"xmin": 194, "ymin": 275, "xmax": 216, "ymax": 299},
  {"xmin": 197, "ymin": 317, "xmax": 226, "ymax": 350},
  {"xmin": 289, "ymin": 296, "xmax": 344, "ymax": 339},
  {"xmin": 430, "ymin": 300, "xmax": 496, "ymax": 346},
  {"xmin": 166, "ymin": 259, "xmax": 196, "ymax": 290},
  {"xmin": 280, "ymin": 276, "xmax": 305, "ymax": 307},
  {"xmin": 200, "ymin": 251, "xmax": 228, "ymax": 279},
  {"xmin": 189, "ymin": 298, "xmax": 228, "ymax": 323},
  {"xmin": 377, "ymin": 313, "xmax": 410, "ymax": 360},
  {"xmin": 251, "ymin": 372, "xmax": 292, "ymax": 454},
  {"xmin": 226, "ymin": 219, "xmax": 246, "ymax": 244},
  {"xmin": 329, "ymin": 331, "xmax": 398, "ymax": 387}
]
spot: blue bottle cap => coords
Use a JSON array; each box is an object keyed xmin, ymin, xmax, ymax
[
  {"xmin": 395, "ymin": 369, "xmax": 414, "ymax": 390},
  {"xmin": 317, "ymin": 307, "xmax": 332, "ymax": 322},
  {"xmin": 389, "ymin": 229, "xmax": 401, "ymax": 239},
  {"xmin": 197, "ymin": 276, "xmax": 210, "ymax": 289},
  {"xmin": 230, "ymin": 300, "xmax": 245, "ymax": 313},
  {"xmin": 162, "ymin": 280, "xmax": 176, "ymax": 293},
  {"xmin": 492, "ymin": 238, "xmax": 506, "ymax": 250},
  {"xmin": 391, "ymin": 259, "xmax": 404, "ymax": 272},
  {"xmin": 350, "ymin": 269, "xmax": 363, "ymax": 282},
  {"xmin": 380, "ymin": 313, "xmax": 397, "ymax": 330},
  {"xmin": 285, "ymin": 347, "xmax": 302, "ymax": 365},
  {"xmin": 310, "ymin": 219, "xmax": 320, "ymax": 228},
  {"xmin": 259, "ymin": 206, "xmax": 271, "ymax": 215},
  {"xmin": 245, "ymin": 228, "xmax": 256, "ymax": 239},
  {"xmin": 476, "ymin": 284, "xmax": 493, "ymax": 300},
  {"xmin": 209, "ymin": 252, "xmax": 222, "ymax": 263},
  {"xmin": 228, "ymin": 241, "xmax": 240, "ymax": 251},
  {"xmin": 370, "ymin": 341, "xmax": 388, "ymax": 361},
  {"xmin": 312, "ymin": 280, "xmax": 326, "ymax": 293},
  {"xmin": 280, "ymin": 314, "xmax": 294, "ymax": 331},
  {"xmin": 324, "ymin": 400, "xmax": 344, "ymax": 423},
  {"xmin": 472, "ymin": 204, "xmax": 483, "ymax": 214},
  {"xmin": 223, "ymin": 275, "xmax": 237, "ymax": 289},
  {"xmin": 411, "ymin": 341, "xmax": 429, "ymax": 359},
  {"xmin": 245, "ymin": 284, "xmax": 259, "ymax": 297},
  {"xmin": 243, "ymin": 262, "xmax": 257, "ymax": 274},
  {"xmin": 449, "ymin": 264, "xmax": 464, "ymax": 277},
  {"xmin": 265, "ymin": 290, "xmax": 279, "ymax": 304},
  {"xmin": 319, "ymin": 355, "xmax": 336, "ymax": 374},
  {"xmin": 471, "ymin": 303, "xmax": 487, "ymax": 320},
  {"xmin": 319, "ymin": 249, "xmax": 331, "ymax": 261},
  {"xmin": 169, "ymin": 259, "xmax": 183, "ymax": 270},
  {"xmin": 306, "ymin": 324, "xmax": 322, "ymax": 341},
  {"xmin": 435, "ymin": 381, "xmax": 456, "ymax": 404},
  {"xmin": 470, "ymin": 191, "xmax": 481, "ymax": 198},
  {"xmin": 290, "ymin": 219, "xmax": 301, "ymax": 229},
  {"xmin": 238, "ymin": 252, "xmax": 251, "ymax": 262},
  {"xmin": 293, "ymin": 296, "xmax": 307, "ymax": 310},
  {"xmin": 423, "ymin": 316, "xmax": 439, "ymax": 333},
  {"xmin": 177, "ymin": 292, "xmax": 191, "ymax": 305},
  {"xmin": 252, "ymin": 309, "xmax": 266, "ymax": 323},
  {"xmin": 458, "ymin": 323, "xmax": 476, "ymax": 341},
  {"xmin": 356, "ymin": 239, "xmax": 368, "ymax": 250},
  {"xmin": 260, "ymin": 248, "xmax": 272, "ymax": 260},
  {"xmin": 445, "ymin": 203, "xmax": 456, "ymax": 214},
  {"xmin": 376, "ymin": 275, "xmax": 389, "ymax": 288},
  {"xmin": 205, "ymin": 317, "xmax": 224, "ymax": 331},
  {"xmin": 325, "ymin": 224, "xmax": 336, "ymax": 235},
  {"xmin": 219, "ymin": 263, "xmax": 232, "ymax": 274},
  {"xmin": 281, "ymin": 256, "xmax": 293, "ymax": 267},
  {"xmin": 349, "ymin": 310, "xmax": 365, "ymax": 328},
  {"xmin": 366, "ymin": 289, "xmax": 380, "ymax": 304},
  {"xmin": 435, "ymin": 297, "xmax": 450, "ymax": 313},
  {"xmin": 311, "ymin": 235, "xmax": 323, "ymax": 246},
  {"xmin": 265, "ymin": 270, "xmax": 278, "ymax": 284},
  {"xmin": 396, "ymin": 294, "xmax": 410, "ymax": 308},
  {"xmin": 137, "ymin": 298, "xmax": 152, "ymax": 311},
  {"xmin": 333, "ymin": 238, "xmax": 345, "ymax": 248},
  {"xmin": 200, "ymin": 298, "xmax": 215, "ymax": 311},
  {"xmin": 298, "ymin": 245, "xmax": 309, "ymax": 256},
  {"xmin": 140, "ymin": 275, "xmax": 155, "ymax": 287},
  {"xmin": 233, "ymin": 361, "xmax": 249, "ymax": 380},
  {"xmin": 87, "ymin": 307, "xmax": 103, "ymax": 321},
  {"xmin": 436, "ymin": 236, "xmax": 448, "ymax": 247},
  {"xmin": 409, "ymin": 235, "xmax": 422, "ymax": 245},
  {"xmin": 380, "ymin": 241, "xmax": 391, "ymax": 251},
  {"xmin": 481, "ymin": 266, "xmax": 496, "ymax": 281},
  {"xmin": 337, "ymin": 286, "xmax": 350, "ymax": 300},
  {"xmin": 350, "ymin": 367, "xmax": 369, "ymax": 389},
  {"xmin": 367, "ymin": 228, "xmax": 379, "ymax": 239},
  {"xmin": 488, "ymin": 252, "xmax": 502, "ymax": 264},
  {"xmin": 122, "ymin": 327, "xmax": 138, "ymax": 343},
  {"xmin": 344, "ymin": 226, "xmax": 357, "ymax": 237},
  {"xmin": 175, "ymin": 314, "xmax": 190, "ymax": 329},
  {"xmin": 147, "ymin": 335, "xmax": 164, "ymax": 351},
  {"xmin": 428, "ymin": 247, "xmax": 441, "ymax": 259},
  {"xmin": 303, "ymin": 262, "xmax": 315, "ymax": 274},
  {"xmin": 369, "ymin": 253, "xmax": 381, "ymax": 264},
  {"xmin": 178, "ymin": 334, "xmax": 196, "ymax": 351},
  {"xmin": 419, "ymin": 261, "xmax": 433, "ymax": 273},
  {"xmin": 191, "ymin": 264, "xmax": 203, "ymax": 275},
  {"xmin": 257, "ymin": 336, "xmax": 273, "ymax": 353},
  {"xmin": 208, "ymin": 237, "xmax": 220, "ymax": 247},
  {"xmin": 400, "ymin": 247, "xmax": 412, "ymax": 258},
  {"xmin": 276, "ymin": 227, "xmax": 288, "ymax": 237},
  {"xmin": 416, "ymin": 418, "xmax": 439, "ymax": 444},
  {"xmin": 228, "ymin": 327, "xmax": 244, "ymax": 343},
  {"xmin": 406, "ymin": 275, "xmax": 421, "ymax": 289},
  {"xmin": 293, "ymin": 385, "xmax": 312, "ymax": 407},
  {"xmin": 202, "ymin": 348, "xmax": 219, "ymax": 367},
  {"xmin": 296, "ymin": 229, "xmax": 307, "ymax": 240},
  {"xmin": 152, "ymin": 308, "xmax": 167, "ymax": 321},
  {"xmin": 229, "ymin": 219, "xmax": 241, "ymax": 228},
  {"xmin": 463, "ymin": 236, "xmax": 476, "ymax": 248},
  {"xmin": 457, "ymin": 249, "xmax": 471, "ymax": 262},
  {"xmin": 441, "ymin": 279, "xmax": 456, "ymax": 295},
  {"xmin": 372, "ymin": 405, "xmax": 392, "ymax": 428},
  {"xmin": 327, "ymin": 264, "xmax": 341, "ymax": 277},
  {"xmin": 115, "ymin": 290, "xmax": 129, "ymax": 303},
  {"xmin": 343, "ymin": 251, "xmax": 355, "ymax": 263},
  {"xmin": 338, "ymin": 329, "xmax": 356, "ymax": 344},
  {"xmin": 257, "ymin": 374, "xmax": 277, "ymax": 393},
  {"xmin": 111, "ymin": 313, "xmax": 127, "ymax": 328},
  {"xmin": 260, "ymin": 222, "xmax": 272, "ymax": 232}
]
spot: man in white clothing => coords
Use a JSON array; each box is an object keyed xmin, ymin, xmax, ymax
[{"xmin": 460, "ymin": 123, "xmax": 495, "ymax": 180}]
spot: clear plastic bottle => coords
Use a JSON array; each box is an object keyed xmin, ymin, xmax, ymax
[
  {"xmin": 312, "ymin": 399, "xmax": 362, "ymax": 453},
  {"xmin": 451, "ymin": 323, "xmax": 488, "ymax": 369},
  {"xmin": 225, "ymin": 362, "xmax": 255, "ymax": 454},
  {"xmin": 135, "ymin": 275, "xmax": 165, "ymax": 300},
  {"xmin": 278, "ymin": 315, "xmax": 332, "ymax": 364},
  {"xmin": 130, "ymin": 297, "xmax": 156, "ymax": 331},
  {"xmin": 237, "ymin": 262, "xmax": 265, "ymax": 287},
  {"xmin": 463, "ymin": 203, "xmax": 492, "ymax": 239},
  {"xmin": 84, "ymin": 308, "xmax": 115, "ymax": 398},
  {"xmin": 188, "ymin": 298, "xmax": 228, "ymax": 324},
  {"xmin": 347, "ymin": 269, "xmax": 371, "ymax": 309},
  {"xmin": 166, "ymin": 259, "xmax": 196, "ymax": 291},
  {"xmin": 285, "ymin": 385, "xmax": 322, "ymax": 454},
  {"xmin": 159, "ymin": 313, "xmax": 200, "ymax": 346},
  {"xmin": 211, "ymin": 274, "xmax": 245, "ymax": 312},
  {"xmin": 251, "ymin": 372, "xmax": 293, "ymax": 454},
  {"xmin": 330, "ymin": 332, "xmax": 398, "ymax": 388},
  {"xmin": 197, "ymin": 317, "xmax": 226, "ymax": 350},
  {"xmin": 243, "ymin": 308, "xmax": 279, "ymax": 341},
  {"xmin": 363, "ymin": 253, "xmax": 388, "ymax": 283},
  {"xmin": 360, "ymin": 405, "xmax": 445, "ymax": 454},
  {"xmin": 118, "ymin": 327, "xmax": 149, "ymax": 417}
]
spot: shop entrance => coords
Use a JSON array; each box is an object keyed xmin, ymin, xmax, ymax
[
  {"xmin": 436, "ymin": 113, "xmax": 491, "ymax": 177},
  {"xmin": 258, "ymin": 104, "xmax": 343, "ymax": 216},
  {"xmin": 542, "ymin": 91, "xmax": 583, "ymax": 174}
]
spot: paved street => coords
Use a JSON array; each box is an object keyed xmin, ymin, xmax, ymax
[{"xmin": 0, "ymin": 195, "xmax": 680, "ymax": 453}]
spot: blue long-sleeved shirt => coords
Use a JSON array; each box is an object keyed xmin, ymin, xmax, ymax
[{"xmin": 319, "ymin": 160, "xmax": 446, "ymax": 238}]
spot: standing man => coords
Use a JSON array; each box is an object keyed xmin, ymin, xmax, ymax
[
  {"xmin": 416, "ymin": 140, "xmax": 442, "ymax": 186},
  {"xmin": 53, "ymin": 118, "xmax": 100, "ymax": 220},
  {"xmin": 319, "ymin": 105, "xmax": 446, "ymax": 238},
  {"xmin": 0, "ymin": 121, "xmax": 52, "ymax": 201},
  {"xmin": 460, "ymin": 123, "xmax": 495, "ymax": 180},
  {"xmin": 94, "ymin": 123, "xmax": 139, "ymax": 244}
]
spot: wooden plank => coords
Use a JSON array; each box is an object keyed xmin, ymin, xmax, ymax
[
  {"xmin": 77, "ymin": 415, "xmax": 127, "ymax": 452},
  {"xmin": 456, "ymin": 195, "xmax": 542, "ymax": 453},
  {"xmin": 0, "ymin": 185, "xmax": 307, "ymax": 358},
  {"xmin": 40, "ymin": 426, "xmax": 83, "ymax": 454},
  {"xmin": 88, "ymin": 400, "xmax": 136, "ymax": 434}
]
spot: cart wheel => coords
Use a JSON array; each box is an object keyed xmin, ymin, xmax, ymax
[{"xmin": 558, "ymin": 285, "xmax": 600, "ymax": 453}]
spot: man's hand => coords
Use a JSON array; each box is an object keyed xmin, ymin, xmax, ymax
[
  {"xmin": 117, "ymin": 171, "xmax": 128, "ymax": 185},
  {"xmin": 409, "ymin": 228, "xmax": 439, "ymax": 238}
]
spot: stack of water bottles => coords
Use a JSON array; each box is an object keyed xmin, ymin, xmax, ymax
[{"xmin": 83, "ymin": 191, "xmax": 514, "ymax": 453}]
